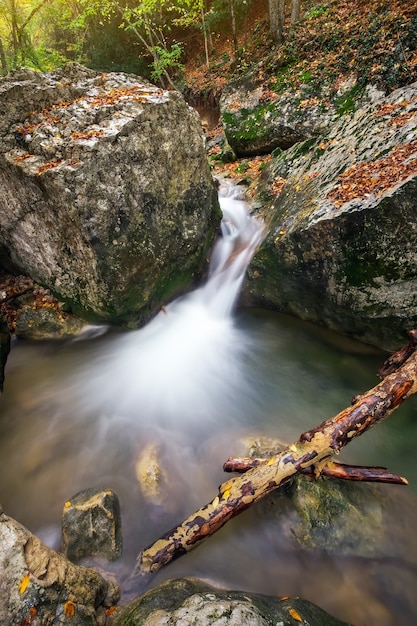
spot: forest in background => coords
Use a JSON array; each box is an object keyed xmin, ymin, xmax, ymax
[{"xmin": 0, "ymin": 0, "xmax": 416, "ymax": 98}]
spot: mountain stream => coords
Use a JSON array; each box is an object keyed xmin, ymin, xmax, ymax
[{"xmin": 1, "ymin": 180, "xmax": 417, "ymax": 625}]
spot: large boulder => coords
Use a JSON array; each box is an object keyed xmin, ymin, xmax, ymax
[
  {"xmin": 111, "ymin": 577, "xmax": 351, "ymax": 625},
  {"xmin": 0, "ymin": 64, "xmax": 221, "ymax": 326},
  {"xmin": 243, "ymin": 82, "xmax": 417, "ymax": 350}
]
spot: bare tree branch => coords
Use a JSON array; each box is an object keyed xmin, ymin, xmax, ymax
[{"xmin": 223, "ymin": 457, "xmax": 408, "ymax": 485}]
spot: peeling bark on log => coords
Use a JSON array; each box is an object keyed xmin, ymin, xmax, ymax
[
  {"xmin": 130, "ymin": 332, "xmax": 417, "ymax": 582},
  {"xmin": 223, "ymin": 458, "xmax": 408, "ymax": 484}
]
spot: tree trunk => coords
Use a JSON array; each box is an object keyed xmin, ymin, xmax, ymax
[
  {"xmin": 229, "ymin": 0, "xmax": 238, "ymax": 53},
  {"xmin": 0, "ymin": 37, "xmax": 7, "ymax": 73},
  {"xmin": 130, "ymin": 331, "xmax": 417, "ymax": 583},
  {"xmin": 201, "ymin": 4, "xmax": 210, "ymax": 68},
  {"xmin": 269, "ymin": 0, "xmax": 285, "ymax": 44},
  {"xmin": 291, "ymin": 0, "xmax": 301, "ymax": 24}
]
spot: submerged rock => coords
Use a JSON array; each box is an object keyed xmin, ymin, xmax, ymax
[
  {"xmin": 62, "ymin": 488, "xmax": 123, "ymax": 563},
  {"xmin": 110, "ymin": 577, "xmax": 352, "ymax": 625},
  {"xmin": 0, "ymin": 63, "xmax": 221, "ymax": 326},
  {"xmin": 263, "ymin": 474, "xmax": 390, "ymax": 557},
  {"xmin": 241, "ymin": 437, "xmax": 417, "ymax": 559},
  {"xmin": 0, "ymin": 508, "xmax": 120, "ymax": 625},
  {"xmin": 244, "ymin": 82, "xmax": 417, "ymax": 350},
  {"xmin": 135, "ymin": 443, "xmax": 169, "ymax": 506}
]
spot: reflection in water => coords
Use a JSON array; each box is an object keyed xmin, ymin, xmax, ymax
[{"xmin": 1, "ymin": 182, "xmax": 417, "ymax": 625}]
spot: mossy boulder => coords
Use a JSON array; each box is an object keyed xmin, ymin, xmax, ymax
[
  {"xmin": 61, "ymin": 488, "xmax": 123, "ymax": 563},
  {"xmin": 243, "ymin": 82, "xmax": 417, "ymax": 350},
  {"xmin": 110, "ymin": 577, "xmax": 352, "ymax": 625}
]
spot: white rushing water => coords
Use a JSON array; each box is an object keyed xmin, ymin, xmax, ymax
[{"xmin": 73, "ymin": 179, "xmax": 264, "ymax": 432}]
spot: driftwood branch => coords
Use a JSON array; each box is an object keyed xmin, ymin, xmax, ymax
[
  {"xmin": 130, "ymin": 331, "xmax": 417, "ymax": 583},
  {"xmin": 223, "ymin": 457, "xmax": 408, "ymax": 484}
]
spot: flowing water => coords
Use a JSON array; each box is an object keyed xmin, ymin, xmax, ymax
[{"xmin": 1, "ymin": 181, "xmax": 417, "ymax": 625}]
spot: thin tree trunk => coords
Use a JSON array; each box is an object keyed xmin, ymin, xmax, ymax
[
  {"xmin": 0, "ymin": 37, "xmax": 7, "ymax": 73},
  {"xmin": 10, "ymin": 0, "xmax": 19, "ymax": 66},
  {"xmin": 269, "ymin": 0, "xmax": 285, "ymax": 44},
  {"xmin": 229, "ymin": 0, "xmax": 238, "ymax": 53},
  {"xmin": 130, "ymin": 330, "xmax": 417, "ymax": 582},
  {"xmin": 114, "ymin": 5, "xmax": 177, "ymax": 90},
  {"xmin": 291, "ymin": 0, "xmax": 301, "ymax": 25},
  {"xmin": 201, "ymin": 5, "xmax": 210, "ymax": 69}
]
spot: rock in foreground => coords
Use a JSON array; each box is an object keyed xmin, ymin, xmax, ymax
[
  {"xmin": 111, "ymin": 577, "xmax": 351, "ymax": 625},
  {"xmin": 0, "ymin": 508, "xmax": 120, "ymax": 625},
  {"xmin": 0, "ymin": 64, "xmax": 221, "ymax": 326}
]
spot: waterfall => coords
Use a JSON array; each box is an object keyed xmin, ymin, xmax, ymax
[
  {"xmin": 73, "ymin": 179, "xmax": 264, "ymax": 431},
  {"xmin": 200, "ymin": 179, "xmax": 264, "ymax": 317}
]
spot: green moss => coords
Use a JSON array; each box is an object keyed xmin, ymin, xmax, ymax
[
  {"xmin": 335, "ymin": 83, "xmax": 363, "ymax": 116},
  {"xmin": 341, "ymin": 254, "xmax": 391, "ymax": 288},
  {"xmin": 305, "ymin": 4, "xmax": 330, "ymax": 20},
  {"xmin": 235, "ymin": 161, "xmax": 250, "ymax": 174},
  {"xmin": 223, "ymin": 101, "xmax": 279, "ymax": 143}
]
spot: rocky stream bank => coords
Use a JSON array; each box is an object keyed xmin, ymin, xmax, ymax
[{"xmin": 1, "ymin": 59, "xmax": 417, "ymax": 624}]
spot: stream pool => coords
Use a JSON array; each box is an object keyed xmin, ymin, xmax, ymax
[
  {"xmin": 1, "ymin": 310, "xmax": 417, "ymax": 625},
  {"xmin": 1, "ymin": 182, "xmax": 417, "ymax": 625}
]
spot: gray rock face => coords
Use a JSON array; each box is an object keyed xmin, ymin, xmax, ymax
[
  {"xmin": 111, "ymin": 577, "xmax": 351, "ymax": 625},
  {"xmin": 0, "ymin": 64, "xmax": 221, "ymax": 325},
  {"xmin": 0, "ymin": 509, "xmax": 120, "ymax": 626},
  {"xmin": 244, "ymin": 82, "xmax": 417, "ymax": 350}
]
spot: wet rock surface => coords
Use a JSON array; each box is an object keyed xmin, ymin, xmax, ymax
[
  {"xmin": 62, "ymin": 488, "xmax": 123, "ymax": 563},
  {"xmin": 0, "ymin": 270, "xmax": 86, "ymax": 341},
  {"xmin": 219, "ymin": 69, "xmax": 354, "ymax": 157},
  {"xmin": 0, "ymin": 63, "xmax": 221, "ymax": 326}
]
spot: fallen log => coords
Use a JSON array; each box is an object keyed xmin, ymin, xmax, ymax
[{"xmin": 131, "ymin": 331, "xmax": 417, "ymax": 582}]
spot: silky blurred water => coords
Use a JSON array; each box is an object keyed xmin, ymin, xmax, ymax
[{"xmin": 1, "ymin": 182, "xmax": 417, "ymax": 625}]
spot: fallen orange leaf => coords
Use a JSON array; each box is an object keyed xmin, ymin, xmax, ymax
[
  {"xmin": 289, "ymin": 607, "xmax": 303, "ymax": 622},
  {"xmin": 18, "ymin": 572, "xmax": 30, "ymax": 594},
  {"xmin": 64, "ymin": 601, "xmax": 75, "ymax": 617}
]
